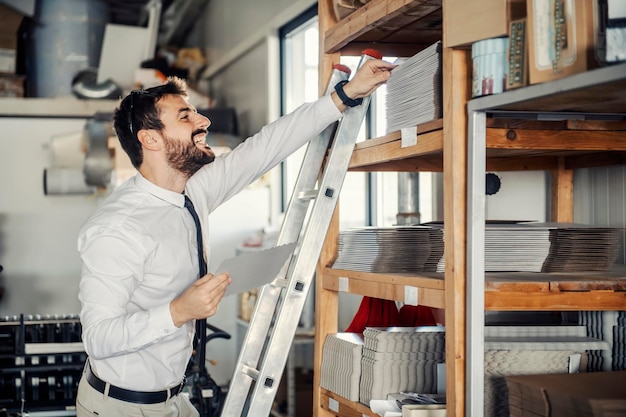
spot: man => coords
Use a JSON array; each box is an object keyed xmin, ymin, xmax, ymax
[{"xmin": 76, "ymin": 57, "xmax": 395, "ymax": 416}]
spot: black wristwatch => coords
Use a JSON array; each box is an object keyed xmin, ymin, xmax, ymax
[{"xmin": 334, "ymin": 80, "xmax": 363, "ymax": 107}]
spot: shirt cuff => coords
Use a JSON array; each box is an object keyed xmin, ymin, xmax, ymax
[
  {"xmin": 320, "ymin": 93, "xmax": 343, "ymax": 121},
  {"xmin": 150, "ymin": 303, "xmax": 179, "ymax": 335}
]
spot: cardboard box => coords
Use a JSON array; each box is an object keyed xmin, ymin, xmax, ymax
[
  {"xmin": 505, "ymin": 371, "xmax": 626, "ymax": 417},
  {"xmin": 527, "ymin": 0, "xmax": 600, "ymax": 85},
  {"xmin": 445, "ymin": 0, "xmax": 526, "ymax": 48},
  {"xmin": 0, "ymin": 4, "xmax": 24, "ymax": 73}
]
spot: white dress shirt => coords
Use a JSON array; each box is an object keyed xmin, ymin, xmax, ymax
[{"xmin": 78, "ymin": 94, "xmax": 341, "ymax": 391}]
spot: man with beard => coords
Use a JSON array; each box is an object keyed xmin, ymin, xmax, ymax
[{"xmin": 75, "ymin": 57, "xmax": 396, "ymax": 417}]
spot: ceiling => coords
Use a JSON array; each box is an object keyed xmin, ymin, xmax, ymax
[
  {"xmin": 0, "ymin": 0, "xmax": 209, "ymax": 48},
  {"xmin": 106, "ymin": 0, "xmax": 174, "ymax": 26},
  {"xmin": 105, "ymin": 0, "xmax": 209, "ymax": 48}
]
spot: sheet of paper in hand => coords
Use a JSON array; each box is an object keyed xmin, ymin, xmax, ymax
[{"xmin": 215, "ymin": 242, "xmax": 298, "ymax": 297}]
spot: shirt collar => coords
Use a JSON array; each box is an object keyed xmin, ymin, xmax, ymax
[{"xmin": 134, "ymin": 172, "xmax": 186, "ymax": 208}]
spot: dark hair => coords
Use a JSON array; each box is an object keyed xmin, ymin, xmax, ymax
[{"xmin": 113, "ymin": 77, "xmax": 189, "ymax": 169}]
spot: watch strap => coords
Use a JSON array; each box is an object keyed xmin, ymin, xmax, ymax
[{"xmin": 334, "ymin": 80, "xmax": 363, "ymax": 107}]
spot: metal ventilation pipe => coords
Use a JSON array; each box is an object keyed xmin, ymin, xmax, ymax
[{"xmin": 397, "ymin": 172, "xmax": 420, "ymax": 225}]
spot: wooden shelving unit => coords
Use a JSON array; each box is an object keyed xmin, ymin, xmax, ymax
[{"xmin": 313, "ymin": 0, "xmax": 626, "ymax": 416}]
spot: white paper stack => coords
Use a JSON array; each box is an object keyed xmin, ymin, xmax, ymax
[
  {"xmin": 484, "ymin": 223, "xmax": 552, "ymax": 272},
  {"xmin": 541, "ymin": 224, "xmax": 621, "ymax": 272},
  {"xmin": 437, "ymin": 222, "xmax": 620, "ymax": 273},
  {"xmin": 386, "ymin": 41, "xmax": 443, "ymax": 134},
  {"xmin": 332, "ymin": 226, "xmax": 444, "ymax": 273},
  {"xmin": 319, "ymin": 333, "xmax": 364, "ymax": 402},
  {"xmin": 359, "ymin": 326, "xmax": 445, "ymax": 405}
]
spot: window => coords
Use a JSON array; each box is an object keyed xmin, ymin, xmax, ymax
[
  {"xmin": 279, "ymin": 15, "xmax": 435, "ymax": 231},
  {"xmin": 279, "ymin": 7, "xmax": 319, "ymax": 213}
]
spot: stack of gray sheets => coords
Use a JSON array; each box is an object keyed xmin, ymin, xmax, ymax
[
  {"xmin": 332, "ymin": 226, "xmax": 444, "ymax": 273},
  {"xmin": 320, "ymin": 326, "xmax": 446, "ymax": 406},
  {"xmin": 386, "ymin": 41, "xmax": 443, "ymax": 133}
]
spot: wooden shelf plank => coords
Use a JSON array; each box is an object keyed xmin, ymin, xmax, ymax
[
  {"xmin": 485, "ymin": 291, "xmax": 626, "ymax": 311},
  {"xmin": 346, "ymin": 122, "xmax": 626, "ymax": 172},
  {"xmin": 323, "ymin": 267, "xmax": 445, "ymax": 289},
  {"xmin": 324, "ymin": 0, "xmax": 442, "ymax": 54},
  {"xmin": 485, "ymin": 267, "xmax": 626, "ymax": 310},
  {"xmin": 321, "ymin": 268, "xmax": 445, "ymax": 309},
  {"xmin": 349, "ymin": 121, "xmax": 443, "ymax": 171},
  {"xmin": 486, "ymin": 129, "xmax": 626, "ymax": 152},
  {"xmin": 322, "ymin": 266, "xmax": 626, "ymax": 312},
  {"xmin": 320, "ymin": 389, "xmax": 378, "ymax": 417}
]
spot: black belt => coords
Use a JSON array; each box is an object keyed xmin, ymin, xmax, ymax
[{"xmin": 86, "ymin": 364, "xmax": 185, "ymax": 404}]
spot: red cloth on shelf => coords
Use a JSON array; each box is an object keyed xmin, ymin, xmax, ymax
[
  {"xmin": 344, "ymin": 296, "xmax": 438, "ymax": 333},
  {"xmin": 344, "ymin": 296, "xmax": 399, "ymax": 333},
  {"xmin": 398, "ymin": 304, "xmax": 437, "ymax": 327}
]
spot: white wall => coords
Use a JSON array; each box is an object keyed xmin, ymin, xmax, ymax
[
  {"xmin": 0, "ymin": 117, "xmax": 99, "ymax": 315},
  {"xmin": 486, "ymin": 171, "xmax": 548, "ymax": 222}
]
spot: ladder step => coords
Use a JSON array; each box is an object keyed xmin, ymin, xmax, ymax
[
  {"xmin": 297, "ymin": 189, "xmax": 318, "ymax": 200},
  {"xmin": 271, "ymin": 278, "xmax": 288, "ymax": 288},
  {"xmin": 242, "ymin": 365, "xmax": 259, "ymax": 381}
]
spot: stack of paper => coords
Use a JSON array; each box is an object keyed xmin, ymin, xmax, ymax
[
  {"xmin": 541, "ymin": 224, "xmax": 621, "ymax": 272},
  {"xmin": 332, "ymin": 226, "xmax": 444, "ymax": 273},
  {"xmin": 437, "ymin": 222, "xmax": 621, "ymax": 273},
  {"xmin": 359, "ymin": 326, "xmax": 445, "ymax": 405},
  {"xmin": 386, "ymin": 41, "xmax": 443, "ymax": 134},
  {"xmin": 319, "ymin": 333, "xmax": 364, "ymax": 402},
  {"xmin": 484, "ymin": 223, "xmax": 552, "ymax": 272}
]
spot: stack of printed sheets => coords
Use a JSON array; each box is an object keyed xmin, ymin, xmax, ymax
[
  {"xmin": 332, "ymin": 226, "xmax": 444, "ymax": 273},
  {"xmin": 386, "ymin": 41, "xmax": 443, "ymax": 133},
  {"xmin": 320, "ymin": 327, "xmax": 446, "ymax": 405}
]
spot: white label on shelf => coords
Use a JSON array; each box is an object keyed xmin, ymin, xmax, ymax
[
  {"xmin": 329, "ymin": 397, "xmax": 339, "ymax": 412},
  {"xmin": 339, "ymin": 276, "xmax": 349, "ymax": 292},
  {"xmin": 404, "ymin": 286, "xmax": 418, "ymax": 306},
  {"xmin": 569, "ymin": 353, "xmax": 581, "ymax": 373},
  {"xmin": 401, "ymin": 126, "xmax": 417, "ymax": 147}
]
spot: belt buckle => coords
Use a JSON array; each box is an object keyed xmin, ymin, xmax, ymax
[{"xmin": 174, "ymin": 375, "xmax": 186, "ymax": 395}]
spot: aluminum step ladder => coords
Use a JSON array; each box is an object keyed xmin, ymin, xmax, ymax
[{"xmin": 221, "ymin": 49, "xmax": 381, "ymax": 417}]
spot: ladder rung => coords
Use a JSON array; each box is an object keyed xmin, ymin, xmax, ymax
[
  {"xmin": 297, "ymin": 189, "xmax": 318, "ymax": 200},
  {"xmin": 242, "ymin": 365, "xmax": 259, "ymax": 381},
  {"xmin": 271, "ymin": 278, "xmax": 288, "ymax": 288}
]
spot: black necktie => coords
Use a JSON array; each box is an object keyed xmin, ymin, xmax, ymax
[
  {"xmin": 184, "ymin": 196, "xmax": 208, "ymax": 276},
  {"xmin": 184, "ymin": 195, "xmax": 208, "ymax": 373}
]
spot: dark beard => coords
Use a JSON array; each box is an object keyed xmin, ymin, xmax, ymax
[{"xmin": 164, "ymin": 134, "xmax": 215, "ymax": 178}]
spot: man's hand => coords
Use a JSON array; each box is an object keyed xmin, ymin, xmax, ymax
[
  {"xmin": 331, "ymin": 58, "xmax": 397, "ymax": 111},
  {"xmin": 170, "ymin": 272, "xmax": 231, "ymax": 327},
  {"xmin": 345, "ymin": 58, "xmax": 397, "ymax": 98}
]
